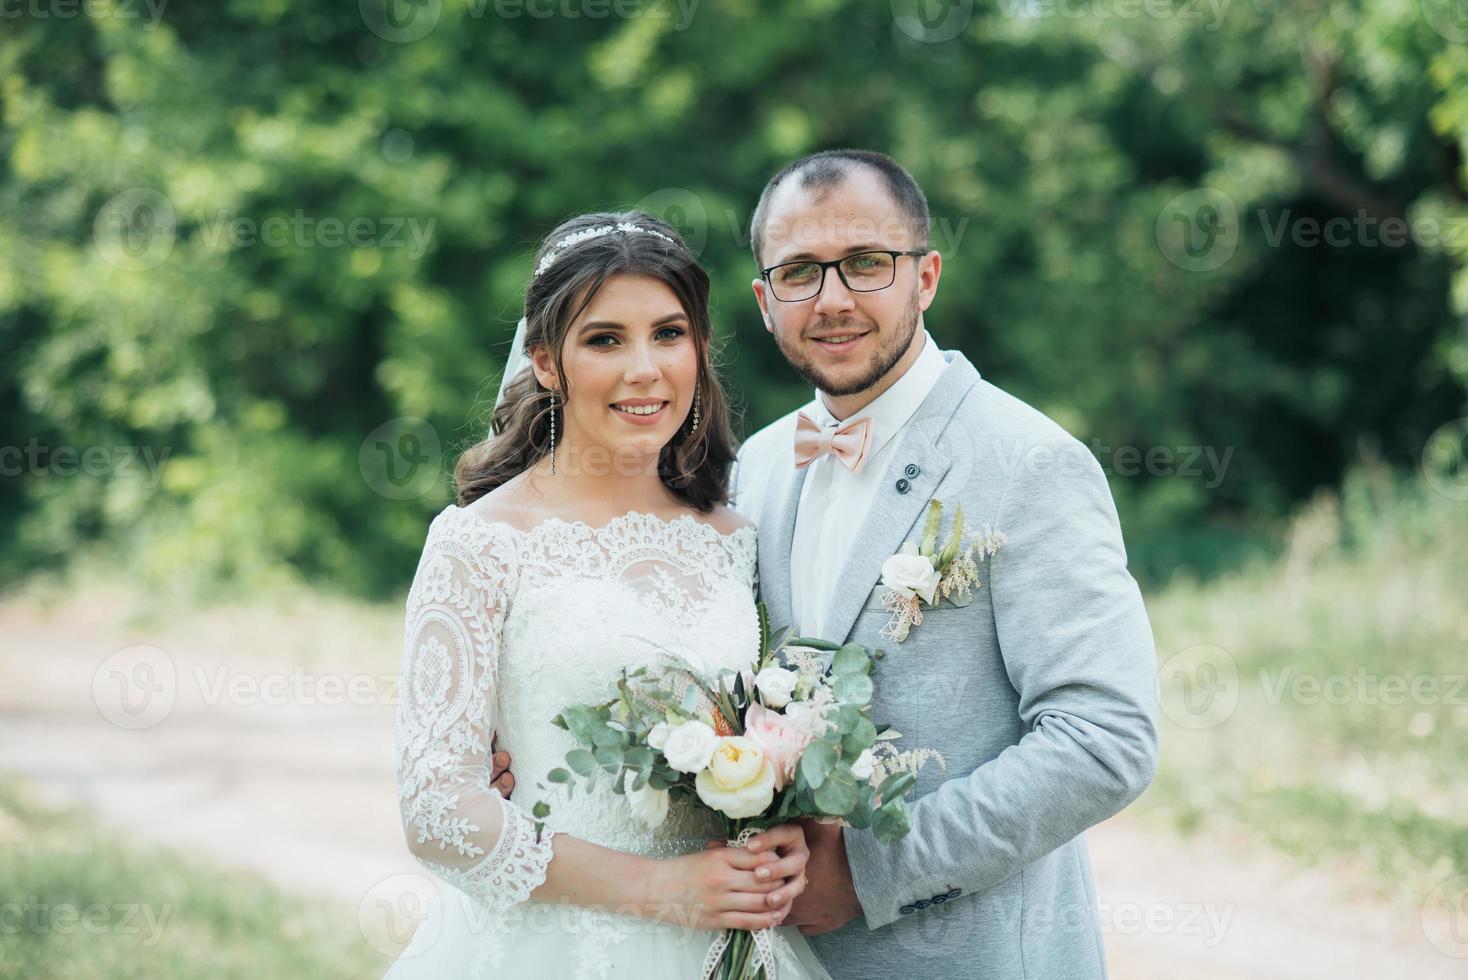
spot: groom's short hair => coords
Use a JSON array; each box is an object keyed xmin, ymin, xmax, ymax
[{"xmin": 749, "ymin": 149, "xmax": 931, "ymax": 267}]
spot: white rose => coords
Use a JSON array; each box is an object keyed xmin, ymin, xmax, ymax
[
  {"xmin": 694, "ymin": 736, "xmax": 777, "ymax": 819},
  {"xmin": 647, "ymin": 722, "xmax": 671, "ymax": 751},
  {"xmin": 849, "ymin": 747, "xmax": 876, "ymax": 781},
  {"xmin": 754, "ymin": 666, "xmax": 799, "ymax": 708},
  {"xmin": 621, "ymin": 770, "xmax": 670, "ymax": 828},
  {"xmin": 880, "ymin": 543, "xmax": 941, "ymax": 605},
  {"xmin": 662, "ymin": 720, "xmax": 718, "ymax": 773}
]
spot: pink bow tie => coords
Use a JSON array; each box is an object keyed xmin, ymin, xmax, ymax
[{"xmin": 793, "ymin": 411, "xmax": 874, "ymax": 474}]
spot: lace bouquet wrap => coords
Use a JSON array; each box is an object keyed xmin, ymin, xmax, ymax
[{"xmin": 535, "ymin": 603, "xmax": 940, "ymax": 980}]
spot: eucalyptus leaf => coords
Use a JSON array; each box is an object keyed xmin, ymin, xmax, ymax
[
  {"xmin": 814, "ymin": 768, "xmax": 859, "ymax": 814},
  {"xmin": 877, "ymin": 771, "xmax": 916, "ymax": 802},
  {"xmin": 842, "ymin": 715, "xmax": 878, "ymax": 755},
  {"xmin": 565, "ymin": 749, "xmax": 597, "ymax": 777},
  {"xmin": 561, "ymin": 705, "xmax": 602, "ymax": 744},
  {"xmin": 846, "ymin": 792, "xmax": 873, "ymax": 830},
  {"xmin": 591, "ymin": 725, "xmax": 622, "ymax": 748},
  {"xmin": 873, "ymin": 799, "xmax": 912, "ymax": 842},
  {"xmin": 787, "ymin": 637, "xmax": 841, "ymax": 651},
  {"xmin": 833, "ymin": 672, "xmax": 873, "ymax": 705},
  {"xmin": 830, "ymin": 645, "xmax": 869, "ymax": 676},
  {"xmin": 799, "ymin": 740, "xmax": 837, "ymax": 789}
]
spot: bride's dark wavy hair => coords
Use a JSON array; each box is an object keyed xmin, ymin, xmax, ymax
[{"xmin": 454, "ymin": 210, "xmax": 737, "ymax": 511}]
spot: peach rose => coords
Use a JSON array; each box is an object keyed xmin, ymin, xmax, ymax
[{"xmin": 743, "ymin": 702, "xmax": 813, "ymax": 791}]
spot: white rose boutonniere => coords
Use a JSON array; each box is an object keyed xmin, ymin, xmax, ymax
[
  {"xmin": 880, "ymin": 543, "xmax": 943, "ymax": 605},
  {"xmin": 879, "ymin": 500, "xmax": 1005, "ymax": 642}
]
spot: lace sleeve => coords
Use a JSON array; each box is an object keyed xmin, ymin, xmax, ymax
[{"xmin": 395, "ymin": 514, "xmax": 555, "ymax": 910}]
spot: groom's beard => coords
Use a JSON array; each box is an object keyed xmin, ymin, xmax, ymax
[{"xmin": 777, "ymin": 286, "xmax": 921, "ymax": 398}]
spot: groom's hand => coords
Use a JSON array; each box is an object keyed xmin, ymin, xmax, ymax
[
  {"xmin": 787, "ymin": 817, "xmax": 861, "ymax": 936},
  {"xmin": 489, "ymin": 735, "xmax": 514, "ymax": 796}
]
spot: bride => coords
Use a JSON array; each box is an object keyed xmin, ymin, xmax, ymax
[{"xmin": 387, "ymin": 213, "xmax": 833, "ymax": 979}]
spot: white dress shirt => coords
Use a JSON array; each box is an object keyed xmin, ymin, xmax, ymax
[{"xmin": 789, "ymin": 330, "xmax": 949, "ymax": 638}]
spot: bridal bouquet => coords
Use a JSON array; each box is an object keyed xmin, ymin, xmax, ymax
[{"xmin": 533, "ymin": 604, "xmax": 941, "ymax": 980}]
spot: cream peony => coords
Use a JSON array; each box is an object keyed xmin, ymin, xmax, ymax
[
  {"xmin": 621, "ymin": 770, "xmax": 670, "ymax": 828},
  {"xmin": 694, "ymin": 736, "xmax": 777, "ymax": 819},
  {"xmin": 662, "ymin": 719, "xmax": 719, "ymax": 773},
  {"xmin": 754, "ymin": 666, "xmax": 799, "ymax": 708},
  {"xmin": 880, "ymin": 542, "xmax": 941, "ymax": 605}
]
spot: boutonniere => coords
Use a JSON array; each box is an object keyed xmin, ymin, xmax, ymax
[{"xmin": 879, "ymin": 500, "xmax": 1005, "ymax": 642}]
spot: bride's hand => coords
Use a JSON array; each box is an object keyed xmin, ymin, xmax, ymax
[
  {"xmin": 644, "ymin": 825, "xmax": 809, "ymax": 931},
  {"xmin": 727, "ymin": 823, "xmax": 812, "ymax": 925}
]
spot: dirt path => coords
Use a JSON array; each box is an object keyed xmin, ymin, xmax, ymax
[{"xmin": 3, "ymin": 588, "xmax": 1463, "ymax": 976}]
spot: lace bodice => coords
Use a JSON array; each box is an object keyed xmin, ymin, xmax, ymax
[{"xmin": 395, "ymin": 504, "xmax": 759, "ymax": 915}]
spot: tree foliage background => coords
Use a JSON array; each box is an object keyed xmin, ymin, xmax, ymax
[{"xmin": 2, "ymin": 0, "xmax": 1466, "ymax": 601}]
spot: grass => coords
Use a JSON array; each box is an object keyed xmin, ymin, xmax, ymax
[
  {"xmin": 1136, "ymin": 465, "xmax": 1468, "ymax": 905},
  {"xmin": 0, "ymin": 780, "xmax": 388, "ymax": 980}
]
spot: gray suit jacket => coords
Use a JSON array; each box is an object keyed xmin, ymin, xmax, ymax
[{"xmin": 732, "ymin": 350, "xmax": 1158, "ymax": 980}]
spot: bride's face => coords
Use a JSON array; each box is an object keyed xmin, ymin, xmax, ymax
[{"xmin": 533, "ymin": 273, "xmax": 699, "ymax": 469}]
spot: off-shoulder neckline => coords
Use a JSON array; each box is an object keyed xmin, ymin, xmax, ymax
[{"xmin": 444, "ymin": 503, "xmax": 757, "ymax": 543}]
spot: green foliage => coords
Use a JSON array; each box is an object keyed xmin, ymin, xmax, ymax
[
  {"xmin": 1142, "ymin": 467, "xmax": 1468, "ymax": 900},
  {"xmin": 0, "ymin": 780, "xmax": 383, "ymax": 979},
  {"xmin": 2, "ymin": 2, "xmax": 1465, "ymax": 599}
]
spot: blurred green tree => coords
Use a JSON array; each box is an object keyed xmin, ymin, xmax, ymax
[{"xmin": 0, "ymin": 0, "xmax": 1462, "ymax": 598}]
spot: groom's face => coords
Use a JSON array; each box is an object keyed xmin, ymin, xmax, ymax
[{"xmin": 752, "ymin": 167, "xmax": 940, "ymax": 401}]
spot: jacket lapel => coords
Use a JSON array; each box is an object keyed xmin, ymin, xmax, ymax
[
  {"xmin": 816, "ymin": 353, "xmax": 980, "ymax": 647},
  {"xmin": 756, "ymin": 447, "xmax": 808, "ymax": 638}
]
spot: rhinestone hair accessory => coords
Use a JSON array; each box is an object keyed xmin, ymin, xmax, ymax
[{"xmin": 532, "ymin": 222, "xmax": 677, "ymax": 278}]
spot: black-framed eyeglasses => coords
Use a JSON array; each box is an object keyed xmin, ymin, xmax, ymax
[{"xmin": 760, "ymin": 249, "xmax": 929, "ymax": 303}]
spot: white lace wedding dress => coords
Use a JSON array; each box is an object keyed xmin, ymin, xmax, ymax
[{"xmin": 386, "ymin": 504, "xmax": 833, "ymax": 980}]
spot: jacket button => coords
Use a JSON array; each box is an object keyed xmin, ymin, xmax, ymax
[
  {"xmin": 895, "ymin": 478, "xmax": 910, "ymax": 494},
  {"xmin": 947, "ymin": 888, "xmax": 962, "ymax": 899},
  {"xmin": 931, "ymin": 893, "xmax": 947, "ymax": 904},
  {"xmin": 899, "ymin": 904, "xmax": 916, "ymax": 915},
  {"xmin": 914, "ymin": 899, "xmax": 931, "ymax": 910},
  {"xmin": 904, "ymin": 463, "xmax": 920, "ymax": 478}
]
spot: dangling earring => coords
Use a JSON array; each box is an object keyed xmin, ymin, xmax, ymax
[
  {"xmin": 549, "ymin": 389, "xmax": 558, "ymax": 475},
  {"xmin": 690, "ymin": 386, "xmax": 700, "ymax": 435}
]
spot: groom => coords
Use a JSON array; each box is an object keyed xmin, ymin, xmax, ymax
[{"xmin": 730, "ymin": 149, "xmax": 1158, "ymax": 979}]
